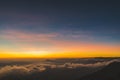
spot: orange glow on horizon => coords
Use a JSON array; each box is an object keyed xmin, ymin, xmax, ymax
[
  {"xmin": 0, "ymin": 51, "xmax": 120, "ymax": 59},
  {"xmin": 0, "ymin": 30, "xmax": 120, "ymax": 59}
]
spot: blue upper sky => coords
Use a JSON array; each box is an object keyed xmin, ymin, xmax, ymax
[{"xmin": 0, "ymin": 0, "xmax": 120, "ymax": 43}]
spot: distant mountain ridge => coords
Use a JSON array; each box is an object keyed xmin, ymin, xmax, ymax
[{"xmin": 79, "ymin": 61, "xmax": 120, "ymax": 80}]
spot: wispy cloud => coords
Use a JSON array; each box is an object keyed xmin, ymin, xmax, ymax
[
  {"xmin": 0, "ymin": 29, "xmax": 120, "ymax": 56},
  {"xmin": 0, "ymin": 29, "xmax": 58, "ymax": 41}
]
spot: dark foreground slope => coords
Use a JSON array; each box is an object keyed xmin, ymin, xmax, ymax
[
  {"xmin": 79, "ymin": 62, "xmax": 120, "ymax": 80},
  {"xmin": 0, "ymin": 67, "xmax": 97, "ymax": 80}
]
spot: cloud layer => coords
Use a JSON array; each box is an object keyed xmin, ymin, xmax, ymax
[{"xmin": 0, "ymin": 59, "xmax": 119, "ymax": 78}]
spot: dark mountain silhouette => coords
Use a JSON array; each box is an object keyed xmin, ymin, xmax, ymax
[{"xmin": 79, "ymin": 62, "xmax": 120, "ymax": 80}]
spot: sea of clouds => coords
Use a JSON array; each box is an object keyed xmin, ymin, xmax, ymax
[{"xmin": 0, "ymin": 58, "xmax": 119, "ymax": 78}]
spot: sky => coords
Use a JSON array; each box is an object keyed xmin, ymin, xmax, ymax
[{"xmin": 0, "ymin": 0, "xmax": 120, "ymax": 58}]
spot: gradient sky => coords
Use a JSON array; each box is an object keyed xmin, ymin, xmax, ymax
[{"xmin": 0, "ymin": 0, "xmax": 120, "ymax": 58}]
